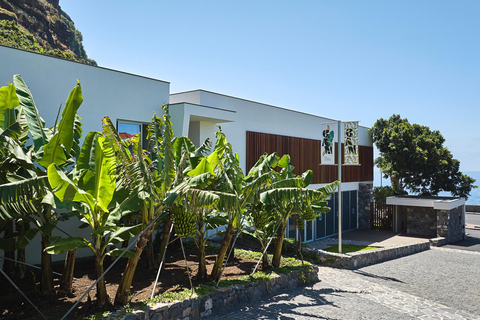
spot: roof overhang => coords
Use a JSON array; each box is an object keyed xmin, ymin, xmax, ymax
[{"xmin": 386, "ymin": 196, "xmax": 465, "ymax": 210}]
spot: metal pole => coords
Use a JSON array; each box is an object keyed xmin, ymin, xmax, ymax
[
  {"xmin": 338, "ymin": 120, "xmax": 342, "ymax": 254},
  {"xmin": 150, "ymin": 222, "xmax": 174, "ymax": 299},
  {"xmin": 0, "ymin": 267, "xmax": 47, "ymax": 319},
  {"xmin": 60, "ymin": 215, "xmax": 161, "ymax": 320}
]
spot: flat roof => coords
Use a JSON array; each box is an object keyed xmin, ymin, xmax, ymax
[
  {"xmin": 171, "ymin": 89, "xmax": 371, "ymax": 129},
  {"xmin": 386, "ymin": 195, "xmax": 465, "ymax": 210},
  {"xmin": 0, "ymin": 44, "xmax": 170, "ymax": 84}
]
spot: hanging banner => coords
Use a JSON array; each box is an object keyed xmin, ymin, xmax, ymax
[
  {"xmin": 321, "ymin": 124, "xmax": 335, "ymax": 164},
  {"xmin": 344, "ymin": 121, "xmax": 359, "ymax": 165}
]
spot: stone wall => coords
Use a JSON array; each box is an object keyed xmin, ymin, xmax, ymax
[
  {"xmin": 308, "ymin": 241, "xmax": 430, "ymax": 270},
  {"xmin": 109, "ymin": 268, "xmax": 318, "ymax": 320},
  {"xmin": 437, "ymin": 206, "xmax": 464, "ymax": 243},
  {"xmin": 404, "ymin": 206, "xmax": 437, "ymax": 238},
  {"xmin": 358, "ymin": 183, "xmax": 373, "ymax": 229}
]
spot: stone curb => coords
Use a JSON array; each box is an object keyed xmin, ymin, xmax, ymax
[
  {"xmin": 308, "ymin": 241, "xmax": 431, "ymax": 269},
  {"xmin": 108, "ymin": 267, "xmax": 319, "ymax": 320}
]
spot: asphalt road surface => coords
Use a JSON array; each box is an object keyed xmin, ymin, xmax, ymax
[{"xmin": 443, "ymin": 213, "xmax": 480, "ymax": 252}]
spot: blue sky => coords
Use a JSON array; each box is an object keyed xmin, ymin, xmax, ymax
[{"xmin": 60, "ymin": 0, "xmax": 480, "ymax": 172}]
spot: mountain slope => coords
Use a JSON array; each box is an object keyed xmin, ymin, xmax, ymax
[{"xmin": 0, "ymin": 0, "xmax": 96, "ymax": 65}]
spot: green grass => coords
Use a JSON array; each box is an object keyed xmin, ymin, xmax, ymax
[
  {"xmin": 322, "ymin": 244, "xmax": 377, "ymax": 254},
  {"xmin": 145, "ymin": 248, "xmax": 312, "ymax": 306}
]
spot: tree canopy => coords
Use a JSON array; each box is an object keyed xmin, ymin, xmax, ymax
[{"xmin": 370, "ymin": 114, "xmax": 476, "ymax": 198}]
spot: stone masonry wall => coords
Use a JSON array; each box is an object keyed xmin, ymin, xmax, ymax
[
  {"xmin": 437, "ymin": 206, "xmax": 464, "ymax": 243},
  {"xmin": 405, "ymin": 206, "xmax": 437, "ymax": 238},
  {"xmin": 358, "ymin": 183, "xmax": 372, "ymax": 229},
  {"xmin": 109, "ymin": 268, "xmax": 318, "ymax": 320}
]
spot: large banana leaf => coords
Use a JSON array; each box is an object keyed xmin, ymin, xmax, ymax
[
  {"xmin": 0, "ymin": 134, "xmax": 33, "ymax": 165},
  {"xmin": 0, "ymin": 176, "xmax": 49, "ymax": 220},
  {"xmin": 259, "ymin": 185, "xmax": 337, "ymax": 206},
  {"xmin": 107, "ymin": 225, "xmax": 142, "ymax": 245},
  {"xmin": 102, "ymin": 116, "xmax": 132, "ymax": 163},
  {"xmin": 76, "ymin": 131, "xmax": 97, "ymax": 171},
  {"xmin": 188, "ymin": 157, "xmax": 215, "ymax": 177},
  {"xmin": 13, "ymin": 75, "xmax": 50, "ymax": 154},
  {"xmin": 245, "ymin": 152, "xmax": 279, "ymax": 180},
  {"xmin": 47, "ymin": 164, "xmax": 96, "ymax": 215},
  {"xmin": 93, "ymin": 135, "xmax": 116, "ymax": 213},
  {"xmin": 159, "ymin": 105, "xmax": 175, "ymax": 196},
  {"xmin": 38, "ymin": 80, "xmax": 83, "ymax": 168},
  {"xmin": 45, "ymin": 237, "xmax": 90, "ymax": 254},
  {"xmin": 0, "ymin": 83, "xmax": 19, "ymax": 129}
]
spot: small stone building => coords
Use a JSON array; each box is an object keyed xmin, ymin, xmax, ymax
[{"xmin": 386, "ymin": 195, "xmax": 465, "ymax": 243}]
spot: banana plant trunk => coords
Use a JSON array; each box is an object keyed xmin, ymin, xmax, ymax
[
  {"xmin": 3, "ymin": 221, "xmax": 15, "ymax": 278},
  {"xmin": 115, "ymin": 226, "xmax": 155, "ymax": 306},
  {"xmin": 144, "ymin": 234, "xmax": 155, "ymax": 270},
  {"xmin": 211, "ymin": 223, "xmax": 234, "ymax": 282},
  {"xmin": 16, "ymin": 222, "xmax": 27, "ymax": 279},
  {"xmin": 40, "ymin": 233, "xmax": 53, "ymax": 296},
  {"xmin": 197, "ymin": 236, "xmax": 207, "ymax": 279},
  {"xmin": 60, "ymin": 249, "xmax": 76, "ymax": 293},
  {"xmin": 156, "ymin": 216, "xmax": 172, "ymax": 267},
  {"xmin": 94, "ymin": 251, "xmax": 109, "ymax": 308},
  {"xmin": 261, "ymin": 239, "xmax": 270, "ymax": 269},
  {"xmin": 272, "ymin": 220, "xmax": 287, "ymax": 268}
]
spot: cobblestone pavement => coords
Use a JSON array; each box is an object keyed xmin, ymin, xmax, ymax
[{"xmin": 205, "ymin": 248, "xmax": 480, "ymax": 319}]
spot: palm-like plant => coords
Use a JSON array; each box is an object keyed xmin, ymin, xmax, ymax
[
  {"xmin": 113, "ymin": 106, "xmax": 179, "ymax": 306},
  {"xmin": 0, "ymin": 75, "xmax": 83, "ymax": 295},
  {"xmin": 259, "ymin": 155, "xmax": 338, "ymax": 268},
  {"xmin": 47, "ymin": 131, "xmax": 141, "ymax": 308}
]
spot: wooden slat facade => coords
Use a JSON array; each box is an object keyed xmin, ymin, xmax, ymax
[{"xmin": 246, "ymin": 131, "xmax": 374, "ymax": 184}]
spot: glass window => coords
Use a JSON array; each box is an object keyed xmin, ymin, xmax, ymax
[{"xmin": 117, "ymin": 121, "xmax": 148, "ymax": 147}]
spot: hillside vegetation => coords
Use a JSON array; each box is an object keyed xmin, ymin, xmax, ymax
[{"xmin": 0, "ymin": 0, "xmax": 96, "ymax": 65}]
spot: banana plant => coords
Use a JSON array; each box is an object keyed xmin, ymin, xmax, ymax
[
  {"xmin": 243, "ymin": 152, "xmax": 282, "ymax": 269},
  {"xmin": 112, "ymin": 106, "xmax": 181, "ymax": 306},
  {"xmin": 259, "ymin": 155, "xmax": 339, "ymax": 268},
  {"xmin": 0, "ymin": 75, "xmax": 83, "ymax": 295},
  {"xmin": 46, "ymin": 132, "xmax": 140, "ymax": 308}
]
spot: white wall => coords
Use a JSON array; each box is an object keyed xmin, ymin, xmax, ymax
[
  {"xmin": 170, "ymin": 90, "xmax": 373, "ymax": 174},
  {"xmin": 0, "ymin": 45, "xmax": 170, "ymax": 136},
  {"xmin": 0, "ymin": 46, "xmax": 170, "ymax": 265}
]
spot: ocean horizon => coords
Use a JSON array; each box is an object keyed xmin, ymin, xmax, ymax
[{"xmin": 373, "ymin": 171, "xmax": 480, "ymax": 205}]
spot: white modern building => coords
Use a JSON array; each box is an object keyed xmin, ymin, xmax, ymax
[{"xmin": 0, "ymin": 45, "xmax": 374, "ymax": 265}]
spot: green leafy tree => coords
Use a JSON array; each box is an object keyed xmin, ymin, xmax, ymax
[{"xmin": 371, "ymin": 114, "xmax": 476, "ymax": 198}]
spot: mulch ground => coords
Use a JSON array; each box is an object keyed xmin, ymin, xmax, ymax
[{"xmin": 0, "ymin": 238, "xmax": 265, "ymax": 320}]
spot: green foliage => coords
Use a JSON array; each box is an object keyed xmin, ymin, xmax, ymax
[
  {"xmin": 0, "ymin": 17, "xmax": 97, "ymax": 66},
  {"xmin": 0, "ymin": 20, "xmax": 43, "ymax": 53},
  {"xmin": 372, "ymin": 186, "xmax": 398, "ymax": 203},
  {"xmin": 371, "ymin": 114, "xmax": 477, "ymax": 198}
]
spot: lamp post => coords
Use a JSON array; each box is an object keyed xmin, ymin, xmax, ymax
[{"xmin": 337, "ymin": 120, "xmax": 342, "ymax": 254}]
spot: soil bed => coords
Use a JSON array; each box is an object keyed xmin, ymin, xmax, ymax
[{"xmin": 0, "ymin": 243, "xmax": 264, "ymax": 320}]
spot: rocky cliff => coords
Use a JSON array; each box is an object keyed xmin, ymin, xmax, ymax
[{"xmin": 0, "ymin": 0, "xmax": 96, "ymax": 65}]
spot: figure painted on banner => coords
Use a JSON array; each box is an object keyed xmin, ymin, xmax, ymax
[
  {"xmin": 322, "ymin": 125, "xmax": 334, "ymax": 155},
  {"xmin": 345, "ymin": 128, "xmax": 357, "ymax": 155}
]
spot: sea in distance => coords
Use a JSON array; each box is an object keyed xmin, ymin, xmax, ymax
[{"xmin": 374, "ymin": 171, "xmax": 480, "ymax": 205}]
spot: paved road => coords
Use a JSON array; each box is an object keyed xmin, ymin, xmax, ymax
[
  {"xmin": 205, "ymin": 248, "xmax": 480, "ymax": 319},
  {"xmin": 444, "ymin": 213, "xmax": 480, "ymax": 252}
]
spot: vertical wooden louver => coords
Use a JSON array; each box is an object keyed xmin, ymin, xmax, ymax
[{"xmin": 246, "ymin": 131, "xmax": 373, "ymax": 184}]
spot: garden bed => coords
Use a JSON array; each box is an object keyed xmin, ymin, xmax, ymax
[{"xmin": 0, "ymin": 240, "xmax": 311, "ymax": 320}]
